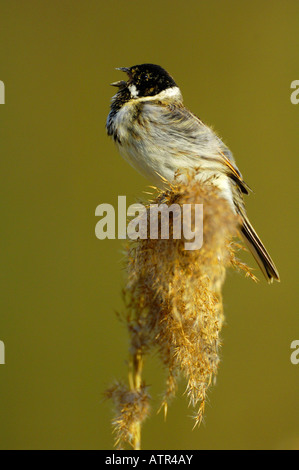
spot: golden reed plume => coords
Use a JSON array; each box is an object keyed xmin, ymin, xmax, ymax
[{"xmin": 105, "ymin": 174, "xmax": 256, "ymax": 449}]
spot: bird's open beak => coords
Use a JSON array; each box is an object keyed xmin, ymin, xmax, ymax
[
  {"xmin": 110, "ymin": 67, "xmax": 131, "ymax": 88},
  {"xmin": 116, "ymin": 67, "xmax": 130, "ymax": 74},
  {"xmin": 110, "ymin": 80, "xmax": 127, "ymax": 88}
]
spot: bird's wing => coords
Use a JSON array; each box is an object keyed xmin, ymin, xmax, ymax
[
  {"xmin": 216, "ymin": 148, "xmax": 251, "ymax": 194},
  {"xmin": 144, "ymin": 101, "xmax": 251, "ymax": 194},
  {"xmin": 189, "ymin": 108, "xmax": 252, "ymax": 194}
]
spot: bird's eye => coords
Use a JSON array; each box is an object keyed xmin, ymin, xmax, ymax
[{"xmin": 144, "ymin": 74, "xmax": 149, "ymax": 79}]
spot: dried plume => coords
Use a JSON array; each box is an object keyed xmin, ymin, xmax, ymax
[{"xmin": 106, "ymin": 173, "xmax": 255, "ymax": 448}]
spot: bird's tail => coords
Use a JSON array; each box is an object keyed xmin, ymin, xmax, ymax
[{"xmin": 240, "ymin": 215, "xmax": 280, "ymax": 283}]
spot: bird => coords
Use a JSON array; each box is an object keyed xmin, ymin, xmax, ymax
[{"xmin": 106, "ymin": 63, "xmax": 279, "ymax": 283}]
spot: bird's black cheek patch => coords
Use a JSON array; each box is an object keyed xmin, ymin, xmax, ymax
[{"xmin": 134, "ymin": 73, "xmax": 174, "ymax": 98}]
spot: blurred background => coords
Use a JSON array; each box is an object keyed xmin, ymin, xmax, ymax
[{"xmin": 0, "ymin": 0, "xmax": 298, "ymax": 450}]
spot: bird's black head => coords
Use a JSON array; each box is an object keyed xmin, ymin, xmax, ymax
[{"xmin": 111, "ymin": 63, "xmax": 177, "ymax": 99}]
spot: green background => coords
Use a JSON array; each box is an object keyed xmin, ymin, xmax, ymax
[{"xmin": 0, "ymin": 0, "xmax": 298, "ymax": 450}]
